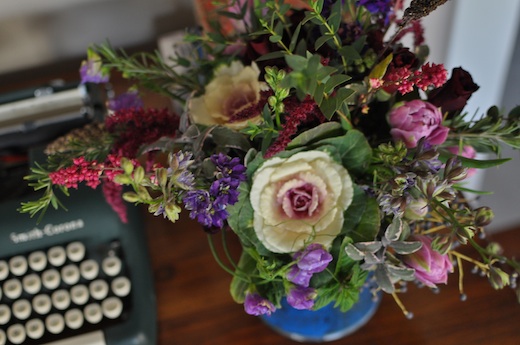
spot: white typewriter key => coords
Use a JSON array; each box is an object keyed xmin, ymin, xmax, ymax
[
  {"xmin": 3, "ymin": 278, "xmax": 22, "ymax": 300},
  {"xmin": 42, "ymin": 268, "xmax": 61, "ymax": 290},
  {"xmin": 12, "ymin": 299, "xmax": 31, "ymax": 320},
  {"xmin": 52, "ymin": 289, "xmax": 71, "ymax": 310},
  {"xmin": 0, "ymin": 261, "xmax": 8, "ymax": 281},
  {"xmin": 102, "ymin": 256, "xmax": 122, "ymax": 276},
  {"xmin": 89, "ymin": 279, "xmax": 109, "ymax": 300},
  {"xmin": 102, "ymin": 297, "xmax": 123, "ymax": 319},
  {"xmin": 66, "ymin": 241, "xmax": 86, "ymax": 262},
  {"xmin": 28, "ymin": 251, "xmax": 47, "ymax": 272},
  {"xmin": 111, "ymin": 276, "xmax": 131, "ymax": 297},
  {"xmin": 45, "ymin": 313, "xmax": 65, "ymax": 334},
  {"xmin": 0, "ymin": 329, "xmax": 5, "ymax": 345},
  {"xmin": 84, "ymin": 303, "xmax": 103, "ymax": 324},
  {"xmin": 32, "ymin": 294, "xmax": 52, "ymax": 315},
  {"xmin": 65, "ymin": 308, "xmax": 84, "ymax": 329},
  {"xmin": 61, "ymin": 264, "xmax": 80, "ymax": 286},
  {"xmin": 6, "ymin": 324, "xmax": 26, "ymax": 344},
  {"xmin": 48, "ymin": 246, "xmax": 67, "ymax": 267},
  {"xmin": 80, "ymin": 259, "xmax": 99, "ymax": 280},
  {"xmin": 23, "ymin": 273, "xmax": 42, "ymax": 295},
  {"xmin": 25, "ymin": 318, "xmax": 45, "ymax": 340},
  {"xmin": 0, "ymin": 305, "xmax": 11, "ymax": 325},
  {"xmin": 8, "ymin": 256, "xmax": 27, "ymax": 277},
  {"xmin": 70, "ymin": 284, "xmax": 89, "ymax": 305}
]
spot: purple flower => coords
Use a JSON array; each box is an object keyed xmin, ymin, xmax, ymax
[
  {"xmin": 287, "ymin": 286, "xmax": 317, "ymax": 310},
  {"xmin": 244, "ymin": 292, "xmax": 276, "ymax": 316},
  {"xmin": 402, "ymin": 235, "xmax": 453, "ymax": 288},
  {"xmin": 211, "ymin": 153, "xmax": 247, "ymax": 181},
  {"xmin": 108, "ymin": 91, "xmax": 144, "ymax": 112},
  {"xmin": 286, "ymin": 244, "xmax": 332, "ymax": 287},
  {"xmin": 388, "ymin": 100, "xmax": 449, "ymax": 148},
  {"xmin": 294, "ymin": 244, "xmax": 333, "ymax": 273},
  {"xmin": 358, "ymin": 0, "xmax": 393, "ymax": 23},
  {"xmin": 183, "ymin": 190, "xmax": 213, "ymax": 227},
  {"xmin": 79, "ymin": 50, "xmax": 109, "ymax": 84}
]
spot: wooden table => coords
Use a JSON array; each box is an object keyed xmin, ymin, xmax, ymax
[{"xmin": 145, "ymin": 211, "xmax": 520, "ymax": 345}]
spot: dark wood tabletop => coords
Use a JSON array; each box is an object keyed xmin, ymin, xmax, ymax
[{"xmin": 144, "ymin": 210, "xmax": 520, "ymax": 345}]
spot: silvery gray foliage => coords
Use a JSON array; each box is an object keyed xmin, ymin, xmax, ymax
[{"xmin": 345, "ymin": 217, "xmax": 422, "ymax": 293}]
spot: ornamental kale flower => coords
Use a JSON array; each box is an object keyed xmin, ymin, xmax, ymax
[
  {"xmin": 244, "ymin": 292, "xmax": 276, "ymax": 316},
  {"xmin": 287, "ymin": 286, "xmax": 317, "ymax": 310}
]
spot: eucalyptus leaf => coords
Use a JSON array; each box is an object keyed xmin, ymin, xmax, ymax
[
  {"xmin": 345, "ymin": 243, "xmax": 365, "ymax": 261},
  {"xmin": 354, "ymin": 241, "xmax": 382, "ymax": 253},
  {"xmin": 386, "ymin": 264, "xmax": 416, "ymax": 281},
  {"xmin": 375, "ymin": 265, "xmax": 394, "ymax": 293},
  {"xmin": 389, "ymin": 241, "xmax": 423, "ymax": 255}
]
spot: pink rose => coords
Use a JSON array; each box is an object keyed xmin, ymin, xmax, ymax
[
  {"xmin": 446, "ymin": 145, "xmax": 477, "ymax": 178},
  {"xmin": 402, "ymin": 235, "xmax": 453, "ymax": 288},
  {"xmin": 388, "ymin": 100, "xmax": 449, "ymax": 148}
]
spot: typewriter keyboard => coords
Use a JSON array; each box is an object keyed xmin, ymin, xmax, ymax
[{"xmin": 0, "ymin": 240, "xmax": 132, "ymax": 345}]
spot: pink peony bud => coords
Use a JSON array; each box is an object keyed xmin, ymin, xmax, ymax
[
  {"xmin": 402, "ymin": 235, "xmax": 453, "ymax": 288},
  {"xmin": 388, "ymin": 100, "xmax": 449, "ymax": 148}
]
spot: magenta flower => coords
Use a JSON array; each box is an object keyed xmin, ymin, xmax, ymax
[
  {"xmin": 402, "ymin": 235, "xmax": 453, "ymax": 288},
  {"xmin": 287, "ymin": 286, "xmax": 317, "ymax": 310},
  {"xmin": 244, "ymin": 292, "xmax": 276, "ymax": 316},
  {"xmin": 388, "ymin": 100, "xmax": 449, "ymax": 148}
]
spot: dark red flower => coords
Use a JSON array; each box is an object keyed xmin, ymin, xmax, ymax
[{"xmin": 428, "ymin": 67, "xmax": 480, "ymax": 117}]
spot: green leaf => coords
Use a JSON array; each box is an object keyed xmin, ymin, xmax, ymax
[
  {"xmin": 342, "ymin": 185, "xmax": 381, "ymax": 242},
  {"xmin": 389, "ymin": 241, "xmax": 423, "ymax": 255},
  {"xmin": 289, "ymin": 22, "xmax": 303, "ymax": 53},
  {"xmin": 324, "ymin": 74, "xmax": 351, "ymax": 93},
  {"xmin": 439, "ymin": 150, "xmax": 511, "ymax": 168},
  {"xmin": 369, "ymin": 53, "xmax": 393, "ymax": 80},
  {"xmin": 285, "ymin": 54, "xmax": 308, "ymax": 71},
  {"xmin": 287, "ymin": 122, "xmax": 343, "ymax": 149},
  {"xmin": 315, "ymin": 35, "xmax": 334, "ymax": 50},
  {"xmin": 269, "ymin": 35, "xmax": 282, "ymax": 43},
  {"xmin": 255, "ymin": 51, "xmax": 286, "ymax": 62},
  {"xmin": 229, "ymin": 251, "xmax": 256, "ymax": 303}
]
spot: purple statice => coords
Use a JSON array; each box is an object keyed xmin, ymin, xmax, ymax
[
  {"xmin": 286, "ymin": 244, "xmax": 333, "ymax": 287},
  {"xmin": 244, "ymin": 292, "xmax": 276, "ymax": 316},
  {"xmin": 108, "ymin": 91, "xmax": 144, "ymax": 112},
  {"xmin": 79, "ymin": 50, "xmax": 109, "ymax": 84},
  {"xmin": 286, "ymin": 286, "xmax": 317, "ymax": 310},
  {"xmin": 211, "ymin": 153, "xmax": 247, "ymax": 182},
  {"xmin": 210, "ymin": 178, "xmax": 240, "ymax": 206},
  {"xmin": 183, "ymin": 190, "xmax": 213, "ymax": 227}
]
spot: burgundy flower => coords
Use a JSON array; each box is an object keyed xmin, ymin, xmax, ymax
[{"xmin": 428, "ymin": 67, "xmax": 480, "ymax": 117}]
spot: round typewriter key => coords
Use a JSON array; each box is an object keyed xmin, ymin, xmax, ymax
[
  {"xmin": 0, "ymin": 261, "xmax": 8, "ymax": 281},
  {"xmin": 61, "ymin": 264, "xmax": 80, "ymax": 286},
  {"xmin": 32, "ymin": 294, "xmax": 52, "ymax": 315},
  {"xmin": 3, "ymin": 278, "xmax": 22, "ymax": 300},
  {"xmin": 0, "ymin": 305, "xmax": 11, "ymax": 325},
  {"xmin": 111, "ymin": 276, "xmax": 131, "ymax": 297},
  {"xmin": 6, "ymin": 324, "xmax": 26, "ymax": 344},
  {"xmin": 12, "ymin": 299, "xmax": 31, "ymax": 320},
  {"xmin": 89, "ymin": 279, "xmax": 109, "ymax": 300},
  {"xmin": 102, "ymin": 297, "xmax": 123, "ymax": 319},
  {"xmin": 52, "ymin": 289, "xmax": 71, "ymax": 310},
  {"xmin": 65, "ymin": 308, "xmax": 84, "ymax": 329},
  {"xmin": 45, "ymin": 313, "xmax": 65, "ymax": 334},
  {"xmin": 102, "ymin": 256, "xmax": 122, "ymax": 277},
  {"xmin": 23, "ymin": 273, "xmax": 42, "ymax": 295},
  {"xmin": 66, "ymin": 242, "xmax": 86, "ymax": 262},
  {"xmin": 8, "ymin": 256, "xmax": 27, "ymax": 277},
  {"xmin": 80, "ymin": 260, "xmax": 99, "ymax": 280},
  {"xmin": 42, "ymin": 269, "xmax": 61, "ymax": 290},
  {"xmin": 48, "ymin": 246, "xmax": 67, "ymax": 267},
  {"xmin": 84, "ymin": 303, "xmax": 103, "ymax": 324},
  {"xmin": 25, "ymin": 319, "xmax": 45, "ymax": 340},
  {"xmin": 0, "ymin": 329, "xmax": 5, "ymax": 345},
  {"xmin": 70, "ymin": 284, "xmax": 89, "ymax": 305},
  {"xmin": 28, "ymin": 251, "xmax": 47, "ymax": 272}
]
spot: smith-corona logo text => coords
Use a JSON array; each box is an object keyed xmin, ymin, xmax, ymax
[{"xmin": 10, "ymin": 219, "xmax": 85, "ymax": 244}]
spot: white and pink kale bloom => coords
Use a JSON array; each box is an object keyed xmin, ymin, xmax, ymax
[
  {"xmin": 250, "ymin": 151, "xmax": 354, "ymax": 254},
  {"xmin": 388, "ymin": 100, "xmax": 449, "ymax": 148},
  {"xmin": 402, "ymin": 235, "xmax": 453, "ymax": 288},
  {"xmin": 188, "ymin": 61, "xmax": 266, "ymax": 130}
]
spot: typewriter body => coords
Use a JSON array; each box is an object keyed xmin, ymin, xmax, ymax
[{"xmin": 0, "ymin": 83, "xmax": 156, "ymax": 345}]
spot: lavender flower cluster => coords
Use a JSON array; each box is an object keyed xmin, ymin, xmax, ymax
[{"xmin": 183, "ymin": 153, "xmax": 246, "ymax": 230}]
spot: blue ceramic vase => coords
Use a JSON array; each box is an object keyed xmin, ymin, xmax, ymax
[{"xmin": 260, "ymin": 283, "xmax": 381, "ymax": 342}]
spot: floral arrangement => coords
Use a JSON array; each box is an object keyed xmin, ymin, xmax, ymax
[{"xmin": 21, "ymin": 0, "xmax": 520, "ymax": 319}]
